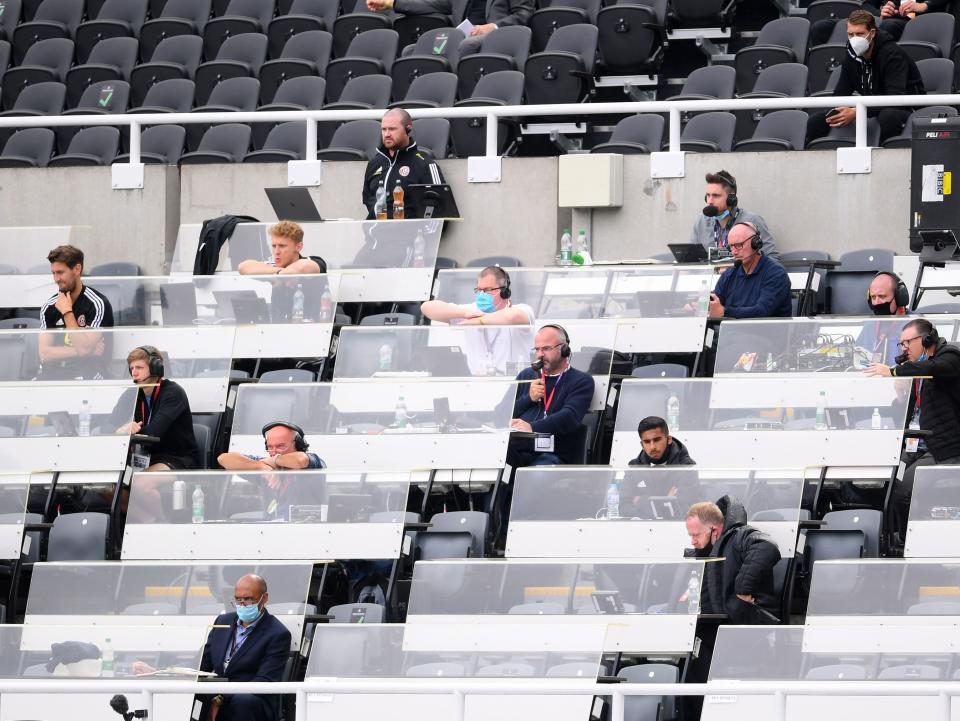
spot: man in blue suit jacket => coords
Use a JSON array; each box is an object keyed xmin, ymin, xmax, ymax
[{"xmin": 201, "ymin": 574, "xmax": 292, "ymax": 721}]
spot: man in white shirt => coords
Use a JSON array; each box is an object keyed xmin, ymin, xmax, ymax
[{"xmin": 421, "ymin": 266, "xmax": 536, "ymax": 375}]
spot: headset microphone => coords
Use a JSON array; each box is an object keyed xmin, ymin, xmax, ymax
[
  {"xmin": 702, "ymin": 205, "xmax": 720, "ymax": 218},
  {"xmin": 531, "ymin": 358, "xmax": 544, "ymax": 373},
  {"xmin": 895, "ymin": 352, "xmax": 909, "ymax": 365}
]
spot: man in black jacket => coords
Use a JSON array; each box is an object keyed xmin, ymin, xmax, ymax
[
  {"xmin": 807, "ymin": 10, "xmax": 925, "ymax": 145},
  {"xmin": 879, "ymin": 0, "xmax": 951, "ymax": 40},
  {"xmin": 458, "ymin": 0, "xmax": 535, "ymax": 55},
  {"xmin": 865, "ymin": 318, "xmax": 960, "ymax": 544},
  {"xmin": 629, "ymin": 416, "xmax": 695, "ymax": 466},
  {"xmin": 362, "ymin": 108, "xmax": 447, "ymax": 220}
]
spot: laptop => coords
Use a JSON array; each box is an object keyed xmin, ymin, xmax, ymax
[
  {"xmin": 667, "ymin": 243, "xmax": 709, "ymax": 264},
  {"xmin": 265, "ymin": 187, "xmax": 324, "ymax": 222}
]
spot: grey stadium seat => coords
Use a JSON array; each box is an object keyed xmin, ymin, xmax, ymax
[
  {"xmin": 734, "ymin": 62, "xmax": 808, "ymax": 141},
  {"xmin": 391, "ymin": 27, "xmax": 464, "ymax": 102},
  {"xmin": 331, "ymin": 0, "xmax": 391, "ymax": 59},
  {"xmin": 806, "ymin": 19, "xmax": 847, "ymax": 95},
  {"xmin": 523, "ymin": 23, "xmax": 597, "ymax": 105},
  {"xmin": 259, "ymin": 368, "xmax": 317, "ymax": 383},
  {"xmin": 194, "ymin": 32, "xmax": 269, "ymax": 106},
  {"xmin": 2, "ymin": 37, "xmax": 74, "ymax": 110},
  {"xmin": 114, "ymin": 124, "xmax": 186, "ymax": 164},
  {"xmin": 806, "ymin": 118, "xmax": 881, "ymax": 151},
  {"xmin": 48, "ymin": 126, "xmax": 120, "ymax": 166},
  {"xmin": 899, "ymin": 12, "xmax": 954, "ymax": 62},
  {"xmin": 916, "ymin": 57, "xmax": 954, "ymax": 95},
  {"xmin": 450, "ymin": 69, "xmax": 524, "ymax": 157},
  {"xmin": 0, "ymin": 127, "xmax": 55, "ymax": 167},
  {"xmin": 56, "ymin": 79, "xmax": 130, "ymax": 152},
  {"xmin": 65, "ymin": 36, "xmax": 139, "ymax": 107},
  {"xmin": 393, "ymin": 14, "xmax": 450, "ymax": 56},
  {"xmin": 529, "ymin": 0, "xmax": 601, "ymax": 54},
  {"xmin": 12, "ymin": 0, "xmax": 84, "ymax": 64},
  {"xmin": 268, "ymin": 0, "xmax": 340, "ymax": 58},
  {"xmin": 328, "ymin": 602, "xmax": 386, "ymax": 623},
  {"xmin": 255, "ymin": 75, "xmax": 326, "ymax": 147},
  {"xmin": 0, "ymin": 81, "xmax": 65, "ymax": 147},
  {"xmin": 670, "ymin": 0, "xmax": 733, "ymax": 27},
  {"xmin": 618, "ymin": 663, "xmax": 678, "ymax": 721},
  {"xmin": 0, "ymin": 39, "xmax": 10, "ymax": 86},
  {"xmin": 670, "ymin": 64, "xmax": 736, "ymax": 101},
  {"xmin": 186, "ymin": 75, "xmax": 260, "ymax": 150},
  {"xmin": 631, "ymin": 363, "xmax": 688, "ymax": 378},
  {"xmin": 391, "ymin": 71, "xmax": 458, "ymax": 108},
  {"xmin": 733, "ymin": 17, "xmax": 809, "ymax": 93},
  {"xmin": 820, "ymin": 509, "xmax": 882, "ymax": 558},
  {"xmin": 678, "ymin": 111, "xmax": 736, "ymax": 153},
  {"xmin": 258, "ymin": 29, "xmax": 333, "ymax": 104},
  {"xmin": 426, "ymin": 511, "xmax": 488, "ymax": 559},
  {"xmin": 243, "ymin": 121, "xmax": 306, "ymax": 162},
  {"xmin": 74, "ymin": 0, "xmax": 148, "ymax": 64},
  {"xmin": 324, "ymin": 28, "xmax": 399, "ymax": 102},
  {"xmin": 316, "ymin": 119, "xmax": 380, "ymax": 160},
  {"xmin": 824, "ymin": 247, "xmax": 894, "ymax": 315},
  {"xmin": 456, "ymin": 25, "xmax": 531, "ymax": 98},
  {"xmin": 179, "ymin": 123, "xmax": 252, "ymax": 164},
  {"xmin": 46, "ymin": 512, "xmax": 110, "ymax": 561},
  {"xmin": 129, "ymin": 34, "xmax": 204, "ymax": 105},
  {"xmin": 139, "ymin": 0, "xmax": 212, "ymax": 61},
  {"xmin": 596, "ymin": 0, "xmax": 668, "ymax": 76},
  {"xmin": 412, "ymin": 117, "xmax": 450, "ymax": 159},
  {"xmin": 733, "ymin": 109, "xmax": 808, "ymax": 152},
  {"xmin": 804, "ymin": 0, "xmax": 860, "ymax": 26},
  {"xmin": 0, "ymin": 0, "xmax": 22, "ymax": 43},
  {"xmin": 591, "ymin": 114, "xmax": 664, "ymax": 154},
  {"xmin": 203, "ymin": 0, "xmax": 276, "ymax": 58},
  {"xmin": 883, "ymin": 105, "xmax": 958, "ymax": 148},
  {"xmin": 129, "ymin": 77, "xmax": 195, "ymax": 114},
  {"xmin": 317, "ymin": 73, "xmax": 390, "ymax": 146}
]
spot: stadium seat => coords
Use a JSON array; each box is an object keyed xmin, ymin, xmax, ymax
[
  {"xmin": 268, "ymin": 0, "xmax": 340, "ymax": 58},
  {"xmin": 390, "ymin": 26, "xmax": 464, "ymax": 101},
  {"xmin": 449, "ymin": 69, "xmax": 523, "ymax": 157},
  {"xmin": 0, "ymin": 0, "xmax": 22, "ymax": 42},
  {"xmin": 878, "ymin": 665, "xmax": 942, "ymax": 680},
  {"xmin": 194, "ymin": 32, "xmax": 269, "ymax": 106},
  {"xmin": 670, "ymin": 64, "xmax": 735, "ymax": 102},
  {"xmin": 677, "ymin": 110, "xmax": 736, "ymax": 152},
  {"xmin": 180, "ymin": 122, "xmax": 252, "ymax": 164},
  {"xmin": 0, "ymin": 127, "xmax": 55, "ymax": 167},
  {"xmin": 806, "ymin": 20, "xmax": 847, "ymax": 95},
  {"xmin": 243, "ymin": 121, "xmax": 306, "ymax": 162},
  {"xmin": 255, "ymin": 74, "xmax": 326, "ymax": 146},
  {"xmin": 916, "ymin": 57, "xmax": 954, "ymax": 95},
  {"xmin": 804, "ymin": 0, "xmax": 860, "ymax": 26},
  {"xmin": 331, "ymin": 0, "xmax": 391, "ymax": 58},
  {"xmin": 590, "ymin": 113, "xmax": 664, "ymax": 154},
  {"xmin": 820, "ymin": 509, "xmax": 883, "ymax": 558},
  {"xmin": 187, "ymin": 75, "xmax": 260, "ymax": 150},
  {"xmin": 411, "ymin": 117, "xmax": 450, "ymax": 158},
  {"xmin": 325, "ymin": 28, "xmax": 399, "ymax": 102},
  {"xmin": 523, "ymin": 23, "xmax": 597, "ymax": 105},
  {"xmin": 316, "ymin": 118, "xmax": 379, "ymax": 159},
  {"xmin": 780, "ymin": 248, "xmax": 831, "ymax": 313},
  {"xmin": 129, "ymin": 34, "xmax": 203, "ymax": 105},
  {"xmin": 2, "ymin": 37, "xmax": 74, "ymax": 109},
  {"xmin": 883, "ymin": 105, "xmax": 958, "ymax": 148},
  {"xmin": 669, "ymin": 0, "xmax": 734, "ymax": 27},
  {"xmin": 394, "ymin": 13, "xmax": 451, "ymax": 55},
  {"xmin": 192, "ymin": 420, "xmax": 212, "ymax": 468},
  {"xmin": 74, "ymin": 0, "xmax": 148, "ymax": 64},
  {"xmin": 415, "ymin": 530, "xmax": 474, "ymax": 559},
  {"xmin": 733, "ymin": 17, "xmax": 809, "ymax": 94},
  {"xmin": 139, "ymin": 0, "xmax": 212, "ymax": 62},
  {"xmin": 0, "ymin": 38, "xmax": 9, "ymax": 86},
  {"xmin": 530, "ymin": 0, "xmax": 601, "ymax": 54},
  {"xmin": 390, "ymin": 71, "xmax": 458, "ymax": 108},
  {"xmin": 259, "ymin": 368, "xmax": 317, "ymax": 382},
  {"xmin": 114, "ymin": 124, "xmax": 186, "ymax": 163},
  {"xmin": 89, "ymin": 261, "xmax": 141, "ymax": 275},
  {"xmin": 359, "ymin": 312, "xmax": 417, "ymax": 325},
  {"xmin": 806, "ymin": 118, "xmax": 881, "ymax": 151},
  {"xmin": 128, "ymin": 77, "xmax": 195, "ymax": 113},
  {"xmin": 630, "ymin": 363, "xmax": 688, "ymax": 378},
  {"xmin": 899, "ymin": 12, "xmax": 954, "ymax": 62},
  {"xmin": 0, "ymin": 81, "xmax": 65, "ymax": 147},
  {"xmin": 48, "ymin": 125, "xmax": 120, "ymax": 166},
  {"xmin": 12, "ymin": 0, "xmax": 83, "ymax": 64},
  {"xmin": 595, "ymin": 0, "xmax": 668, "ymax": 76},
  {"xmin": 804, "ymin": 664, "xmax": 868, "ymax": 680},
  {"xmin": 327, "ymin": 602, "xmax": 386, "ymax": 623},
  {"xmin": 733, "ymin": 109, "xmax": 808, "ymax": 151},
  {"xmin": 318, "ymin": 73, "xmax": 391, "ymax": 146},
  {"xmin": 260, "ymin": 31, "xmax": 333, "ymax": 105},
  {"xmin": 56, "ymin": 79, "xmax": 130, "ymax": 151},
  {"xmin": 733, "ymin": 62, "xmax": 808, "ymax": 141},
  {"xmin": 456, "ymin": 25, "xmax": 531, "ymax": 98},
  {"xmin": 618, "ymin": 663, "xmax": 678, "ymax": 721},
  {"xmin": 65, "ymin": 36, "xmax": 139, "ymax": 107},
  {"xmin": 804, "ymin": 529, "xmax": 865, "ymax": 568},
  {"xmin": 45, "ymin": 512, "xmax": 110, "ymax": 561},
  {"xmin": 203, "ymin": 0, "xmax": 276, "ymax": 57}
]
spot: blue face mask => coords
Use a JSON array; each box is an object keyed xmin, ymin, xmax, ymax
[
  {"xmin": 715, "ymin": 209, "xmax": 730, "ymax": 221},
  {"xmin": 235, "ymin": 601, "xmax": 262, "ymax": 623},
  {"xmin": 475, "ymin": 291, "xmax": 496, "ymax": 314}
]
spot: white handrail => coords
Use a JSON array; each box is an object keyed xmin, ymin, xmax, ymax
[
  {"xmin": 2, "ymin": 677, "xmax": 960, "ymax": 721},
  {"xmin": 0, "ymin": 93, "xmax": 952, "ymax": 163}
]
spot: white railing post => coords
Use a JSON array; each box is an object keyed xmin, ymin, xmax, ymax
[
  {"xmin": 611, "ymin": 688, "xmax": 625, "ymax": 721},
  {"xmin": 855, "ymin": 101, "xmax": 868, "ymax": 148},
  {"xmin": 485, "ymin": 112, "xmax": 498, "ymax": 157},
  {"xmin": 296, "ymin": 688, "xmax": 308, "ymax": 721},
  {"xmin": 668, "ymin": 107, "xmax": 681, "ymax": 152},
  {"xmin": 139, "ymin": 689, "xmax": 153, "ymax": 719},
  {"xmin": 775, "ymin": 690, "xmax": 786, "ymax": 721},
  {"xmin": 941, "ymin": 691, "xmax": 951, "ymax": 721},
  {"xmin": 453, "ymin": 689, "xmax": 466, "ymax": 721},
  {"xmin": 128, "ymin": 121, "xmax": 141, "ymax": 166},
  {"xmin": 304, "ymin": 118, "xmax": 317, "ymax": 162}
]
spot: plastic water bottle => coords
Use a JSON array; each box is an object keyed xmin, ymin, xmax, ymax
[
  {"xmin": 572, "ymin": 231, "xmax": 592, "ymax": 265},
  {"xmin": 871, "ymin": 407, "xmax": 882, "ymax": 430},
  {"xmin": 558, "ymin": 229, "xmax": 573, "ymax": 266},
  {"xmin": 815, "ymin": 390, "xmax": 828, "ymax": 430},
  {"xmin": 394, "ymin": 396, "xmax": 408, "ymax": 428},
  {"xmin": 192, "ymin": 485, "xmax": 204, "ymax": 524},
  {"xmin": 172, "ymin": 478, "xmax": 186, "ymax": 511},
  {"xmin": 78, "ymin": 400, "xmax": 91, "ymax": 437},
  {"xmin": 666, "ymin": 392, "xmax": 680, "ymax": 431},
  {"xmin": 375, "ymin": 181, "xmax": 387, "ymax": 220},
  {"xmin": 687, "ymin": 573, "xmax": 700, "ymax": 615},
  {"xmin": 698, "ymin": 279, "xmax": 710, "ymax": 314},
  {"xmin": 379, "ymin": 344, "xmax": 392, "ymax": 371},
  {"xmin": 292, "ymin": 284, "xmax": 305, "ymax": 322},
  {"xmin": 392, "ymin": 180, "xmax": 405, "ymax": 220},
  {"xmin": 101, "ymin": 637, "xmax": 114, "ymax": 677},
  {"xmin": 606, "ymin": 481, "xmax": 620, "ymax": 519},
  {"xmin": 413, "ymin": 231, "xmax": 426, "ymax": 268},
  {"xmin": 765, "ymin": 352, "xmax": 776, "ymax": 372},
  {"xmin": 320, "ymin": 288, "xmax": 333, "ymax": 321}
]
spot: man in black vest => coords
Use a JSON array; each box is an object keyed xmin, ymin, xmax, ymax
[{"xmin": 458, "ymin": 0, "xmax": 534, "ymax": 55}]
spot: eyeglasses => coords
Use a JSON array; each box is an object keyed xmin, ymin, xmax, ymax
[
  {"xmin": 728, "ymin": 240, "xmax": 749, "ymax": 251},
  {"xmin": 233, "ymin": 594, "xmax": 263, "ymax": 607},
  {"xmin": 474, "ymin": 286, "xmax": 504, "ymax": 294},
  {"xmin": 532, "ymin": 344, "xmax": 561, "ymax": 354},
  {"xmin": 897, "ymin": 335, "xmax": 922, "ymax": 350}
]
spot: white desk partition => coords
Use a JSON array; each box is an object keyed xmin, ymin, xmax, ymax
[
  {"xmin": 433, "ymin": 266, "xmax": 712, "ymax": 354},
  {"xmin": 0, "ymin": 226, "xmax": 88, "ymax": 308},
  {"xmin": 506, "ymin": 467, "xmax": 805, "ymax": 559},
  {"xmin": 0, "ymin": 474, "xmax": 31, "ymax": 560},
  {"xmin": 405, "ymin": 559, "xmax": 704, "ymax": 654},
  {"xmin": 230, "ymin": 381, "xmax": 517, "ymax": 471},
  {"xmin": 122, "ymin": 470, "xmax": 411, "ymax": 560},
  {"xmin": 906, "ymin": 465, "xmax": 960, "ymax": 557},
  {"xmin": 171, "ymin": 220, "xmax": 443, "ymax": 303},
  {"xmin": 610, "ymin": 377, "xmax": 909, "ymax": 468},
  {"xmin": 304, "ymin": 623, "xmax": 605, "ymax": 721}
]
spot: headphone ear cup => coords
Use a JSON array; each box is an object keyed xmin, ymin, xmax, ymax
[
  {"xmin": 500, "ymin": 283, "xmax": 511, "ymax": 300},
  {"xmin": 751, "ymin": 232, "xmax": 763, "ymax": 252},
  {"xmin": 561, "ymin": 343, "xmax": 571, "ymax": 358},
  {"xmin": 894, "ymin": 281, "xmax": 909, "ymax": 309},
  {"xmin": 727, "ymin": 193, "xmax": 738, "ymax": 207},
  {"xmin": 704, "ymin": 194, "xmax": 708, "ymax": 204}
]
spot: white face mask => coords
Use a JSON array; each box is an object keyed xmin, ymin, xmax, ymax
[{"xmin": 849, "ymin": 34, "xmax": 871, "ymax": 57}]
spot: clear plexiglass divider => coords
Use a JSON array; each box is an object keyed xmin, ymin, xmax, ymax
[
  {"xmin": 906, "ymin": 465, "xmax": 960, "ymax": 558},
  {"xmin": 24, "ymin": 561, "xmax": 315, "ymax": 653},
  {"xmin": 0, "ymin": 326, "xmax": 236, "ymax": 413},
  {"xmin": 333, "ymin": 324, "xmax": 617, "ymax": 412},
  {"xmin": 0, "ymin": 473, "xmax": 32, "ymax": 560},
  {"xmin": 507, "ymin": 467, "xmax": 807, "ymax": 559},
  {"xmin": 0, "ymin": 225, "xmax": 90, "ymax": 274},
  {"xmin": 405, "ymin": 559, "xmax": 705, "ymax": 654},
  {"xmin": 171, "ymin": 220, "xmax": 443, "ymax": 302},
  {"xmin": 230, "ymin": 381, "xmax": 518, "ymax": 471},
  {"xmin": 432, "ymin": 266, "xmax": 713, "ymax": 353},
  {"xmin": 122, "ymin": 470, "xmax": 411, "ymax": 561},
  {"xmin": 610, "ymin": 377, "xmax": 910, "ymax": 468},
  {"xmin": 0, "ymin": 383, "xmax": 135, "ymax": 472}
]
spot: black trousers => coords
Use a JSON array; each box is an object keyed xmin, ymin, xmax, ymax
[
  {"xmin": 807, "ymin": 107, "xmax": 911, "ymax": 145},
  {"xmin": 893, "ymin": 451, "xmax": 960, "ymax": 543}
]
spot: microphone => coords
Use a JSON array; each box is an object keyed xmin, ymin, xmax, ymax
[
  {"xmin": 531, "ymin": 359, "xmax": 544, "ymax": 373},
  {"xmin": 109, "ymin": 695, "xmax": 133, "ymax": 721},
  {"xmin": 702, "ymin": 205, "xmax": 719, "ymax": 218},
  {"xmin": 895, "ymin": 352, "xmax": 909, "ymax": 365}
]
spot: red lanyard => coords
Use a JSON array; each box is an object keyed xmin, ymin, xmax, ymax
[
  {"xmin": 541, "ymin": 370, "xmax": 565, "ymax": 416},
  {"xmin": 914, "ymin": 378, "xmax": 923, "ymax": 409},
  {"xmin": 140, "ymin": 380, "xmax": 161, "ymax": 425}
]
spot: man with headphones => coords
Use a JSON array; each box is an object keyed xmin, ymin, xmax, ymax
[
  {"xmin": 689, "ymin": 170, "xmax": 781, "ymax": 265},
  {"xmin": 708, "ymin": 221, "xmax": 792, "ymax": 319},
  {"xmin": 865, "ymin": 318, "xmax": 960, "ymax": 547},
  {"xmin": 218, "ymin": 421, "xmax": 325, "ymax": 472},
  {"xmin": 362, "ymin": 108, "xmax": 450, "ymax": 220},
  {"xmin": 856, "ymin": 271, "xmax": 911, "ymax": 366},
  {"xmin": 421, "ymin": 265, "xmax": 536, "ymax": 374}
]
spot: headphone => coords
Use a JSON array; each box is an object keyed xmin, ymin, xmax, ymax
[
  {"xmin": 262, "ymin": 421, "xmax": 309, "ymax": 452},
  {"xmin": 730, "ymin": 221, "xmax": 763, "ymax": 252},
  {"xmin": 541, "ymin": 323, "xmax": 571, "ymax": 358},
  {"xmin": 705, "ymin": 170, "xmax": 738, "ymax": 208},
  {"xmin": 867, "ymin": 271, "xmax": 909, "ymax": 309},
  {"xmin": 921, "ymin": 322, "xmax": 939, "ymax": 349},
  {"xmin": 131, "ymin": 345, "xmax": 164, "ymax": 378},
  {"xmin": 484, "ymin": 266, "xmax": 512, "ymax": 300}
]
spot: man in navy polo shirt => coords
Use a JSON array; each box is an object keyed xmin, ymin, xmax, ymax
[{"xmin": 709, "ymin": 222, "xmax": 792, "ymax": 319}]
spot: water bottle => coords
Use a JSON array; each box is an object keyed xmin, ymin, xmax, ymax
[
  {"xmin": 379, "ymin": 344, "xmax": 392, "ymax": 371},
  {"xmin": 572, "ymin": 231, "xmax": 592, "ymax": 265},
  {"xmin": 606, "ymin": 481, "xmax": 620, "ymax": 520},
  {"xmin": 666, "ymin": 392, "xmax": 680, "ymax": 431},
  {"xmin": 392, "ymin": 180, "xmax": 405, "ymax": 220},
  {"xmin": 413, "ymin": 231, "xmax": 426, "ymax": 268},
  {"xmin": 765, "ymin": 352, "xmax": 776, "ymax": 372},
  {"xmin": 871, "ymin": 407, "xmax": 882, "ymax": 430},
  {"xmin": 78, "ymin": 400, "xmax": 91, "ymax": 437},
  {"xmin": 698, "ymin": 279, "xmax": 710, "ymax": 314},
  {"xmin": 292, "ymin": 284, "xmax": 305, "ymax": 322},
  {"xmin": 172, "ymin": 478, "xmax": 186, "ymax": 511},
  {"xmin": 558, "ymin": 229, "xmax": 573, "ymax": 266},
  {"xmin": 394, "ymin": 396, "xmax": 408, "ymax": 428},
  {"xmin": 374, "ymin": 181, "xmax": 387, "ymax": 220},
  {"xmin": 320, "ymin": 289, "xmax": 333, "ymax": 321},
  {"xmin": 687, "ymin": 573, "xmax": 700, "ymax": 615},
  {"xmin": 101, "ymin": 637, "xmax": 114, "ymax": 678},
  {"xmin": 192, "ymin": 485, "xmax": 204, "ymax": 524},
  {"xmin": 815, "ymin": 390, "xmax": 828, "ymax": 430}
]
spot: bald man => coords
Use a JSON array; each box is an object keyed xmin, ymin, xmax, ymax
[
  {"xmin": 362, "ymin": 107, "xmax": 448, "ymax": 219},
  {"xmin": 709, "ymin": 222, "xmax": 792, "ymax": 319}
]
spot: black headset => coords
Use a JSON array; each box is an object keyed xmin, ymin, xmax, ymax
[
  {"xmin": 131, "ymin": 345, "xmax": 164, "ymax": 378},
  {"xmin": 868, "ymin": 271, "xmax": 909, "ymax": 309},
  {"xmin": 261, "ymin": 421, "xmax": 309, "ymax": 452},
  {"xmin": 705, "ymin": 170, "xmax": 738, "ymax": 208},
  {"xmin": 921, "ymin": 322, "xmax": 940, "ymax": 349},
  {"xmin": 541, "ymin": 323, "xmax": 571, "ymax": 358},
  {"xmin": 499, "ymin": 268, "xmax": 512, "ymax": 300}
]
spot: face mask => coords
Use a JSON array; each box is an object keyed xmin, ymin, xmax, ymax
[
  {"xmin": 475, "ymin": 292, "xmax": 496, "ymax": 314},
  {"xmin": 849, "ymin": 34, "xmax": 870, "ymax": 57},
  {"xmin": 235, "ymin": 601, "xmax": 262, "ymax": 623},
  {"xmin": 714, "ymin": 209, "xmax": 730, "ymax": 221},
  {"xmin": 869, "ymin": 300, "xmax": 894, "ymax": 316}
]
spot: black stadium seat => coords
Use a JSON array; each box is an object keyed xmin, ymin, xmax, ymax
[
  {"xmin": 669, "ymin": 64, "xmax": 735, "ymax": 102},
  {"xmin": 258, "ymin": 29, "xmax": 333, "ymax": 104},
  {"xmin": 393, "ymin": 13, "xmax": 450, "ymax": 56},
  {"xmin": 733, "ymin": 109, "xmax": 808, "ymax": 152},
  {"xmin": 194, "ymin": 32, "xmax": 269, "ymax": 106},
  {"xmin": 202, "ymin": 0, "xmax": 276, "ymax": 58},
  {"xmin": 390, "ymin": 26, "xmax": 464, "ymax": 101},
  {"xmin": 0, "ymin": 38, "xmax": 10, "ymax": 86},
  {"xmin": 48, "ymin": 125, "xmax": 120, "ymax": 166},
  {"xmin": 139, "ymin": 0, "xmax": 212, "ymax": 61},
  {"xmin": 318, "ymin": 73, "xmax": 391, "ymax": 146},
  {"xmin": 268, "ymin": 0, "xmax": 339, "ymax": 58},
  {"xmin": 734, "ymin": 62, "xmax": 808, "ymax": 141},
  {"xmin": 2, "ymin": 36, "xmax": 73, "ymax": 109},
  {"xmin": 0, "ymin": 0, "xmax": 22, "ymax": 42},
  {"xmin": 129, "ymin": 77, "xmax": 195, "ymax": 114},
  {"xmin": 243, "ymin": 120, "xmax": 306, "ymax": 162},
  {"xmin": 57, "ymin": 78, "xmax": 130, "ymax": 151},
  {"xmin": 678, "ymin": 110, "xmax": 736, "ymax": 153},
  {"xmin": 733, "ymin": 17, "xmax": 809, "ymax": 94},
  {"xmin": 255, "ymin": 74, "xmax": 326, "ymax": 146},
  {"xmin": 180, "ymin": 122, "xmax": 252, "ymax": 164},
  {"xmin": 65, "ymin": 35, "xmax": 138, "ymax": 107},
  {"xmin": 916, "ymin": 57, "xmax": 954, "ymax": 95},
  {"xmin": 74, "ymin": 0, "xmax": 148, "ymax": 63},
  {"xmin": 806, "ymin": 19, "xmax": 847, "ymax": 95},
  {"xmin": 331, "ymin": 0, "xmax": 391, "ymax": 58},
  {"xmin": 390, "ymin": 71, "xmax": 457, "ymax": 108},
  {"xmin": 412, "ymin": 116, "xmax": 450, "ymax": 158},
  {"xmin": 899, "ymin": 12, "xmax": 954, "ymax": 62},
  {"xmin": 529, "ymin": 0, "xmax": 601, "ymax": 54},
  {"xmin": 450, "ymin": 69, "xmax": 523, "ymax": 157},
  {"xmin": 324, "ymin": 27, "xmax": 398, "ymax": 102},
  {"xmin": 316, "ymin": 118, "xmax": 379, "ymax": 160},
  {"xmin": 114, "ymin": 124, "xmax": 186, "ymax": 164},
  {"xmin": 523, "ymin": 23, "xmax": 597, "ymax": 105},
  {"xmin": 457, "ymin": 25, "xmax": 531, "ymax": 98},
  {"xmin": 12, "ymin": 0, "xmax": 83, "ymax": 63},
  {"xmin": 596, "ymin": 0, "xmax": 668, "ymax": 76},
  {"xmin": 590, "ymin": 113, "xmax": 664, "ymax": 154},
  {"xmin": 129, "ymin": 34, "xmax": 203, "ymax": 104},
  {"xmin": 0, "ymin": 126, "xmax": 55, "ymax": 167},
  {"xmin": 0, "ymin": 80, "xmax": 65, "ymax": 147},
  {"xmin": 186, "ymin": 75, "xmax": 260, "ymax": 150}
]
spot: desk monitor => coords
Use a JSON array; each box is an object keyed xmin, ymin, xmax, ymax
[
  {"xmin": 405, "ymin": 184, "xmax": 460, "ymax": 219},
  {"xmin": 265, "ymin": 187, "xmax": 324, "ymax": 223},
  {"xmin": 667, "ymin": 243, "xmax": 708, "ymax": 264}
]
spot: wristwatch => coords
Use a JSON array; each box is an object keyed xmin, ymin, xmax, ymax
[{"xmin": 212, "ymin": 695, "xmax": 224, "ymax": 707}]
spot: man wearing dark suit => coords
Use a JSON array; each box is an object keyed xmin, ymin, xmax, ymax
[
  {"xmin": 201, "ymin": 574, "xmax": 291, "ymax": 721},
  {"xmin": 459, "ymin": 0, "xmax": 534, "ymax": 55}
]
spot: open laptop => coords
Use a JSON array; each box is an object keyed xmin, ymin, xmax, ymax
[
  {"xmin": 667, "ymin": 243, "xmax": 709, "ymax": 264},
  {"xmin": 265, "ymin": 187, "xmax": 324, "ymax": 222}
]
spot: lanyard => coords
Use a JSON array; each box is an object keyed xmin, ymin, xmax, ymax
[
  {"xmin": 140, "ymin": 381, "xmax": 161, "ymax": 426},
  {"xmin": 712, "ymin": 208, "xmax": 739, "ymax": 248},
  {"xmin": 914, "ymin": 378, "xmax": 923, "ymax": 410},
  {"xmin": 541, "ymin": 369, "xmax": 566, "ymax": 416}
]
